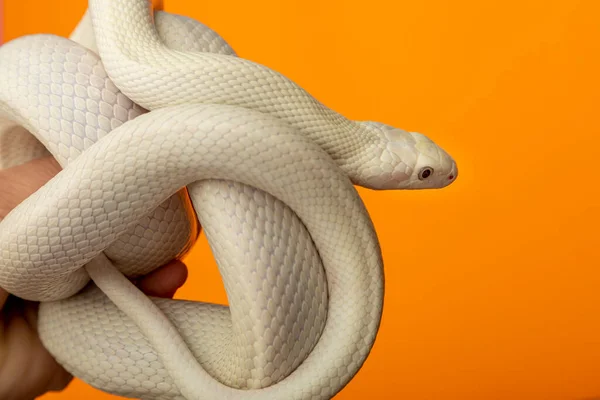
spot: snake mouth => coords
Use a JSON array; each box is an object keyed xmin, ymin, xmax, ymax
[{"xmin": 446, "ymin": 162, "xmax": 458, "ymax": 185}]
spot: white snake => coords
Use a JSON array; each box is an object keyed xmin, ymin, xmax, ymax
[{"xmin": 0, "ymin": 1, "xmax": 458, "ymax": 399}]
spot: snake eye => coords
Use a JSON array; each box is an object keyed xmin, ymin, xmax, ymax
[{"xmin": 418, "ymin": 167, "xmax": 434, "ymax": 180}]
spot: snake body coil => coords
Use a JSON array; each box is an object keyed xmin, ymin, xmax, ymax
[{"xmin": 0, "ymin": 1, "xmax": 457, "ymax": 399}]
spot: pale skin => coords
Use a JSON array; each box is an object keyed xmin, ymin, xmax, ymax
[{"xmin": 0, "ymin": 156, "xmax": 188, "ymax": 399}]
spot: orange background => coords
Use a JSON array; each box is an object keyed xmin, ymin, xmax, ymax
[{"xmin": 3, "ymin": 0, "xmax": 600, "ymax": 399}]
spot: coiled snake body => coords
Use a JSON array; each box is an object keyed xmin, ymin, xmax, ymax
[{"xmin": 0, "ymin": 1, "xmax": 457, "ymax": 399}]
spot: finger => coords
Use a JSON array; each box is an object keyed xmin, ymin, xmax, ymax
[
  {"xmin": 136, "ymin": 260, "xmax": 188, "ymax": 298},
  {"xmin": 45, "ymin": 363, "xmax": 73, "ymax": 393},
  {"xmin": 0, "ymin": 156, "xmax": 62, "ymax": 219},
  {"xmin": 0, "ymin": 315, "xmax": 37, "ymax": 399}
]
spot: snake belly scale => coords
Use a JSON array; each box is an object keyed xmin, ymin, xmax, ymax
[{"xmin": 0, "ymin": 1, "xmax": 458, "ymax": 399}]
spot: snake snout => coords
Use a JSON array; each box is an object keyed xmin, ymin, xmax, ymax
[{"xmin": 447, "ymin": 161, "xmax": 458, "ymax": 184}]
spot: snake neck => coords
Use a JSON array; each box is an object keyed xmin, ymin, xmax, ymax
[
  {"xmin": 317, "ymin": 115, "xmax": 387, "ymax": 189},
  {"xmin": 281, "ymin": 98, "xmax": 383, "ymax": 187}
]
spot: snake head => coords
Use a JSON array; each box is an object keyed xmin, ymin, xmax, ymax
[{"xmin": 357, "ymin": 122, "xmax": 458, "ymax": 190}]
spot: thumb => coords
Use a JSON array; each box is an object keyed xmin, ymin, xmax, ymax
[{"xmin": 0, "ymin": 289, "xmax": 8, "ymax": 310}]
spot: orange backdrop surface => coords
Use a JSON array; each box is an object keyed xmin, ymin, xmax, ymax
[{"xmin": 3, "ymin": 0, "xmax": 600, "ymax": 399}]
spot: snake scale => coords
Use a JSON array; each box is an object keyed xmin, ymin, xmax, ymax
[{"xmin": 0, "ymin": 1, "xmax": 457, "ymax": 399}]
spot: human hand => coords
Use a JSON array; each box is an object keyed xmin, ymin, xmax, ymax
[{"xmin": 0, "ymin": 156, "xmax": 188, "ymax": 399}]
